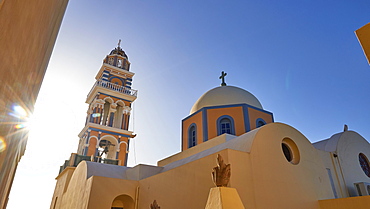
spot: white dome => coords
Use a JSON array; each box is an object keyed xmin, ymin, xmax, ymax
[{"xmin": 190, "ymin": 86, "xmax": 263, "ymax": 114}]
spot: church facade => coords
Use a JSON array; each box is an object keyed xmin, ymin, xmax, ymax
[{"xmin": 50, "ymin": 44, "xmax": 370, "ymax": 209}]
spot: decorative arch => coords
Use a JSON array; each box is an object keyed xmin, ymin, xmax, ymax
[
  {"xmin": 115, "ymin": 100, "xmax": 126, "ymax": 107},
  {"xmin": 90, "ymin": 98, "xmax": 105, "ymax": 109},
  {"xmin": 256, "ymin": 118, "xmax": 266, "ymax": 128},
  {"xmin": 111, "ymin": 194, "xmax": 135, "ymax": 209},
  {"xmin": 98, "ymin": 135, "xmax": 119, "ymax": 159},
  {"xmin": 103, "ymin": 97, "xmax": 114, "ymax": 104},
  {"xmin": 113, "ymin": 100, "xmax": 125, "ymax": 128},
  {"xmin": 109, "ymin": 76, "xmax": 125, "ymax": 86},
  {"xmin": 188, "ymin": 123, "xmax": 197, "ymax": 148},
  {"xmin": 118, "ymin": 141, "xmax": 129, "ymax": 152},
  {"xmin": 101, "ymin": 97, "xmax": 114, "ymax": 126},
  {"xmin": 118, "ymin": 141, "xmax": 129, "ymax": 165},
  {"xmin": 123, "ymin": 106, "xmax": 131, "ymax": 114},
  {"xmin": 96, "ymin": 99, "xmax": 105, "ymax": 105},
  {"xmin": 87, "ymin": 136, "xmax": 99, "ymax": 145},
  {"xmin": 98, "ymin": 135, "xmax": 119, "ymax": 148},
  {"xmin": 86, "ymin": 136, "xmax": 98, "ymax": 156},
  {"xmin": 216, "ymin": 115, "xmax": 235, "ymax": 135},
  {"xmin": 359, "ymin": 153, "xmax": 370, "ymax": 178}
]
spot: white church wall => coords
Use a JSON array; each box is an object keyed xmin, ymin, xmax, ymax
[
  {"xmin": 314, "ymin": 149, "xmax": 347, "ymax": 198},
  {"xmin": 336, "ymin": 131, "xmax": 370, "ymax": 197}
]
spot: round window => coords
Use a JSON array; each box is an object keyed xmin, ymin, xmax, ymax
[
  {"xmin": 281, "ymin": 138, "xmax": 300, "ymax": 165},
  {"xmin": 282, "ymin": 143, "xmax": 292, "ymax": 161},
  {"xmin": 359, "ymin": 153, "xmax": 370, "ymax": 178}
]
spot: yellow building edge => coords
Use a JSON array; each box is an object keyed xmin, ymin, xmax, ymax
[
  {"xmin": 355, "ymin": 23, "xmax": 370, "ymax": 65},
  {"xmin": 205, "ymin": 187, "xmax": 245, "ymax": 209},
  {"xmin": 319, "ymin": 196, "xmax": 370, "ymax": 209}
]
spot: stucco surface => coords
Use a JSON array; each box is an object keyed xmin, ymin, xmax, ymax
[
  {"xmin": 87, "ymin": 176, "xmax": 138, "ymax": 209},
  {"xmin": 160, "ymin": 133, "xmax": 236, "ymax": 167},
  {"xmin": 319, "ymin": 195, "xmax": 370, "ymax": 209},
  {"xmin": 161, "ymin": 126, "xmax": 259, "ymax": 172},
  {"xmin": 313, "ymin": 132, "xmax": 342, "ymax": 152},
  {"xmin": 85, "ymin": 161, "xmax": 130, "ymax": 179},
  {"xmin": 53, "ymin": 123, "xmax": 348, "ymax": 209},
  {"xmin": 336, "ymin": 131, "xmax": 370, "ymax": 196},
  {"xmin": 60, "ymin": 162, "xmax": 92, "ymax": 209},
  {"xmin": 135, "ymin": 121, "xmax": 334, "ymax": 209},
  {"xmin": 205, "ymin": 187, "xmax": 245, "ymax": 209}
]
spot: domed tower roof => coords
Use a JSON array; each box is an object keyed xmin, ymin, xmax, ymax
[
  {"xmin": 109, "ymin": 46, "xmax": 128, "ymax": 59},
  {"xmin": 103, "ymin": 40, "xmax": 131, "ymax": 71},
  {"xmin": 182, "ymin": 72, "xmax": 273, "ymax": 151},
  {"xmin": 108, "ymin": 39, "xmax": 128, "ymax": 58},
  {"xmin": 190, "ymin": 85, "xmax": 263, "ymax": 114}
]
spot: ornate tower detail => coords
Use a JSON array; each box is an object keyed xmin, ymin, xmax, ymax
[{"xmin": 77, "ymin": 41, "xmax": 137, "ymax": 166}]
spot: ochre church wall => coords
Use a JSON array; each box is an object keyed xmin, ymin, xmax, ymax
[
  {"xmin": 247, "ymin": 107, "xmax": 273, "ymax": 130},
  {"xmin": 207, "ymin": 106, "xmax": 245, "ymax": 138},
  {"xmin": 182, "ymin": 111, "xmax": 203, "ymax": 150},
  {"xmin": 249, "ymin": 123, "xmax": 334, "ymax": 209}
]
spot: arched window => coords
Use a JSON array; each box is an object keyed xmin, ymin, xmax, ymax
[
  {"xmin": 111, "ymin": 194, "xmax": 134, "ymax": 209},
  {"xmin": 102, "ymin": 101, "xmax": 111, "ymax": 125},
  {"xmin": 117, "ymin": 59, "xmax": 123, "ymax": 68},
  {"xmin": 281, "ymin": 138, "xmax": 300, "ymax": 165},
  {"xmin": 217, "ymin": 116, "xmax": 235, "ymax": 136},
  {"xmin": 188, "ymin": 124, "xmax": 197, "ymax": 148},
  {"xmin": 220, "ymin": 118, "xmax": 232, "ymax": 134},
  {"xmin": 256, "ymin": 118, "xmax": 266, "ymax": 128},
  {"xmin": 108, "ymin": 57, "xmax": 114, "ymax": 65},
  {"xmin": 359, "ymin": 153, "xmax": 370, "ymax": 178}
]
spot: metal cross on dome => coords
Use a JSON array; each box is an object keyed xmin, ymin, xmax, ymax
[
  {"xmin": 118, "ymin": 39, "xmax": 121, "ymax": 48},
  {"xmin": 219, "ymin": 71, "xmax": 227, "ymax": 86}
]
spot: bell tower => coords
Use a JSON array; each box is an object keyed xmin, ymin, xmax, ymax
[{"xmin": 76, "ymin": 40, "xmax": 137, "ymax": 166}]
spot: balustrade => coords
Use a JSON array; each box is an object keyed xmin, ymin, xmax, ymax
[{"xmin": 87, "ymin": 79, "xmax": 137, "ymax": 98}]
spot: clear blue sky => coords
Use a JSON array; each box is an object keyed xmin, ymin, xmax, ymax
[{"xmin": 8, "ymin": 1, "xmax": 370, "ymax": 208}]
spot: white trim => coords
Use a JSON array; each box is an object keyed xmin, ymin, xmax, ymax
[
  {"xmin": 86, "ymin": 85, "xmax": 137, "ymax": 104},
  {"xmin": 78, "ymin": 123, "xmax": 134, "ymax": 138},
  {"xmin": 99, "ymin": 135, "xmax": 119, "ymax": 151},
  {"xmin": 95, "ymin": 63, "xmax": 134, "ymax": 81},
  {"xmin": 104, "ymin": 97, "xmax": 114, "ymax": 104},
  {"xmin": 116, "ymin": 100, "xmax": 126, "ymax": 107},
  {"xmin": 117, "ymin": 141, "xmax": 129, "ymax": 152},
  {"xmin": 87, "ymin": 136, "xmax": 99, "ymax": 148}
]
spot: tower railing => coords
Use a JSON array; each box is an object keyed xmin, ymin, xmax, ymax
[
  {"xmin": 88, "ymin": 79, "xmax": 138, "ymax": 98},
  {"xmin": 59, "ymin": 153, "xmax": 119, "ymax": 174}
]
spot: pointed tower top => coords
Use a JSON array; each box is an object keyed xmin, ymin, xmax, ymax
[
  {"xmin": 103, "ymin": 40, "xmax": 131, "ymax": 71},
  {"xmin": 109, "ymin": 39, "xmax": 128, "ymax": 59}
]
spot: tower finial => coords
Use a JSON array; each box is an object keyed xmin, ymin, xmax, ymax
[
  {"xmin": 344, "ymin": 124, "xmax": 348, "ymax": 132},
  {"xmin": 118, "ymin": 39, "xmax": 121, "ymax": 48},
  {"xmin": 219, "ymin": 71, "xmax": 227, "ymax": 86}
]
